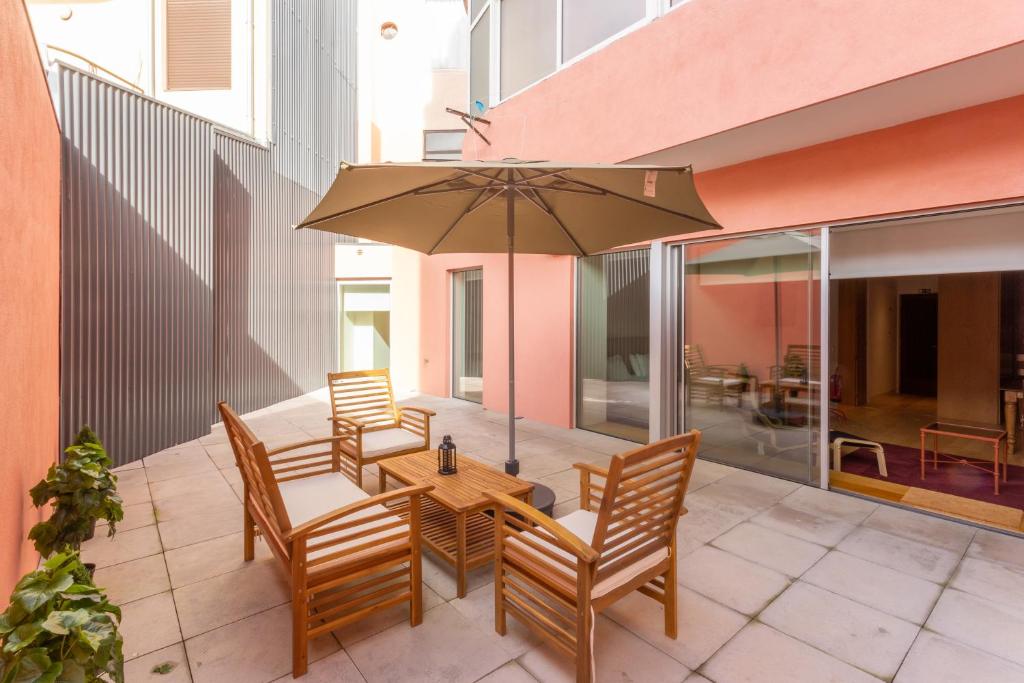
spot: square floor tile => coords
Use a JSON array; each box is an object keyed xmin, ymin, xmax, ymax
[
  {"xmin": 173, "ymin": 560, "xmax": 290, "ymax": 638},
  {"xmin": 966, "ymin": 528, "xmax": 1024, "ymax": 572},
  {"xmin": 750, "ymin": 504, "xmax": 857, "ymax": 547},
  {"xmin": 164, "ymin": 531, "xmax": 271, "ymax": 588},
  {"xmin": 451, "ymin": 582, "xmax": 540, "ymax": 658},
  {"xmin": 801, "ymin": 551, "xmax": 941, "ymax": 624},
  {"xmin": 837, "ymin": 527, "xmax": 960, "ymax": 583},
  {"xmin": 145, "ymin": 450, "xmax": 217, "ymax": 483},
  {"xmin": 863, "ymin": 504, "xmax": 975, "ymax": 554},
  {"xmin": 121, "ymin": 591, "xmax": 183, "ymax": 661},
  {"xmin": 149, "ymin": 472, "xmax": 233, "ymax": 502},
  {"xmin": 475, "ymin": 661, "xmax": 537, "ymax": 683},
  {"xmin": 346, "ymin": 603, "xmax": 511, "ymax": 683},
  {"xmin": 950, "ymin": 556, "xmax": 1024, "ymax": 612},
  {"xmin": 925, "ymin": 588, "xmax": 1024, "ymax": 666},
  {"xmin": 701, "ymin": 622, "xmax": 879, "ymax": 683},
  {"xmin": 93, "ymin": 553, "xmax": 170, "ymax": 606},
  {"xmin": 689, "ymin": 471, "xmax": 801, "ymax": 516},
  {"xmin": 158, "ymin": 504, "xmax": 243, "ymax": 550},
  {"xmin": 97, "ymin": 501, "xmax": 156, "ymax": 533},
  {"xmin": 759, "ymin": 582, "xmax": 919, "ymax": 679},
  {"xmin": 185, "ymin": 603, "xmax": 339, "ymax": 683},
  {"xmin": 519, "ymin": 615, "xmax": 690, "ymax": 683},
  {"xmin": 81, "ymin": 524, "xmax": 163, "ymax": 569},
  {"xmin": 780, "ymin": 486, "xmax": 878, "ymax": 524},
  {"xmin": 123, "ymin": 643, "xmax": 192, "ymax": 683},
  {"xmin": 269, "ymin": 649, "xmax": 365, "ymax": 683},
  {"xmin": 676, "ymin": 497, "xmax": 751, "ymax": 557},
  {"xmin": 894, "ymin": 630, "xmax": 1024, "ymax": 682},
  {"xmin": 678, "ymin": 545, "xmax": 790, "ymax": 616},
  {"xmin": 712, "ymin": 522, "xmax": 827, "ymax": 577},
  {"xmin": 604, "ymin": 586, "xmax": 748, "ymax": 670},
  {"xmin": 421, "ymin": 553, "xmax": 493, "ymax": 601}
]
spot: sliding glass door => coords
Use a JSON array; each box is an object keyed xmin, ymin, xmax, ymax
[
  {"xmin": 577, "ymin": 248, "xmax": 650, "ymax": 442},
  {"xmin": 682, "ymin": 231, "xmax": 821, "ymax": 483},
  {"xmin": 452, "ymin": 268, "xmax": 484, "ymax": 403}
]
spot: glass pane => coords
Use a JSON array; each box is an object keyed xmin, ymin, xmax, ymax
[
  {"xmin": 683, "ymin": 231, "xmax": 821, "ymax": 484},
  {"xmin": 453, "ymin": 269, "xmax": 484, "ymax": 402},
  {"xmin": 470, "ymin": 8, "xmax": 490, "ymax": 110},
  {"xmin": 500, "ymin": 0, "xmax": 556, "ymax": 99},
  {"xmin": 471, "ymin": 0, "xmax": 488, "ymax": 20},
  {"xmin": 562, "ymin": 0, "xmax": 645, "ymax": 62},
  {"xmin": 577, "ymin": 249, "xmax": 650, "ymax": 442},
  {"xmin": 339, "ymin": 284, "xmax": 390, "ymax": 371}
]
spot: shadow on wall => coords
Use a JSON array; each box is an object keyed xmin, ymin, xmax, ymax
[{"xmin": 61, "ymin": 137, "xmax": 318, "ymax": 467}]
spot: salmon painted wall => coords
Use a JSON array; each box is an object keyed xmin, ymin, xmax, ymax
[
  {"xmin": 0, "ymin": 3, "xmax": 61, "ymax": 599},
  {"xmin": 467, "ymin": 0, "xmax": 1024, "ymax": 164},
  {"xmin": 417, "ymin": 252, "xmax": 574, "ymax": 427}
]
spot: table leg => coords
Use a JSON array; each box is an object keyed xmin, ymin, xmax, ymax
[
  {"xmin": 994, "ymin": 441, "xmax": 1000, "ymax": 496},
  {"xmin": 920, "ymin": 431, "xmax": 926, "ymax": 481},
  {"xmin": 1005, "ymin": 393, "xmax": 1018, "ymax": 454},
  {"xmin": 1005, "ymin": 438, "xmax": 1010, "ymax": 483},
  {"xmin": 933, "ymin": 434, "xmax": 939, "ymax": 470},
  {"xmin": 455, "ymin": 512, "xmax": 467, "ymax": 598},
  {"xmin": 378, "ymin": 470, "xmax": 387, "ymax": 495}
]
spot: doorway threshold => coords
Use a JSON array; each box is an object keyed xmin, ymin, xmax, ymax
[{"xmin": 831, "ymin": 471, "xmax": 1024, "ymax": 534}]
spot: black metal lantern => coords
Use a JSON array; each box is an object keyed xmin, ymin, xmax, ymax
[{"xmin": 437, "ymin": 435, "xmax": 457, "ymax": 475}]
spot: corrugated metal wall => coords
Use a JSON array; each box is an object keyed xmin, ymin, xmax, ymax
[{"xmin": 59, "ymin": 0, "xmax": 356, "ymax": 465}]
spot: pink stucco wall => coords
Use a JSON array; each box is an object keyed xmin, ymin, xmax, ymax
[
  {"xmin": 417, "ymin": 0, "xmax": 1024, "ymax": 429},
  {"xmin": 0, "ymin": 3, "xmax": 61, "ymax": 600}
]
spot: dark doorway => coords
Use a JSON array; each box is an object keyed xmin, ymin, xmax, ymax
[{"xmin": 899, "ymin": 293, "xmax": 938, "ymax": 396}]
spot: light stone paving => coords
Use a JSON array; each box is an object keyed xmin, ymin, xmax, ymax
[{"xmin": 82, "ymin": 390, "xmax": 1024, "ymax": 682}]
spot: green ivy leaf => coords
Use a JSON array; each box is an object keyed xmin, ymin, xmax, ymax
[
  {"xmin": 2, "ymin": 624, "xmax": 43, "ymax": 654},
  {"xmin": 39, "ymin": 611, "xmax": 90, "ymax": 637},
  {"xmin": 13, "ymin": 573, "xmax": 73, "ymax": 614}
]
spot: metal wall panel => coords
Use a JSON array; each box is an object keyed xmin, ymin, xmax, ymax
[
  {"xmin": 58, "ymin": 0, "xmax": 357, "ymax": 465},
  {"xmin": 59, "ymin": 67, "xmax": 215, "ymax": 465}
]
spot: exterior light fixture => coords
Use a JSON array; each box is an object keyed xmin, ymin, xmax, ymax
[
  {"xmin": 380, "ymin": 21, "xmax": 398, "ymax": 40},
  {"xmin": 60, "ymin": 7, "xmax": 73, "ymax": 21},
  {"xmin": 437, "ymin": 434, "xmax": 457, "ymax": 475}
]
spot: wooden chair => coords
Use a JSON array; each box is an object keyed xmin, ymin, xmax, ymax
[
  {"xmin": 328, "ymin": 369, "xmax": 436, "ymax": 487},
  {"xmin": 219, "ymin": 402, "xmax": 432, "ymax": 678},
  {"xmin": 485, "ymin": 431, "xmax": 701, "ymax": 683},
  {"xmin": 684, "ymin": 345, "xmax": 747, "ymax": 406}
]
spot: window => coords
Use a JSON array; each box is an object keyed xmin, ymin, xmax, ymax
[
  {"xmin": 165, "ymin": 0, "xmax": 232, "ymax": 91},
  {"xmin": 562, "ymin": 0, "xmax": 645, "ymax": 62},
  {"xmin": 339, "ymin": 284, "xmax": 391, "ymax": 372},
  {"xmin": 499, "ymin": 0, "xmax": 556, "ymax": 100},
  {"xmin": 577, "ymin": 249, "xmax": 651, "ymax": 442},
  {"xmin": 469, "ymin": 7, "xmax": 490, "ymax": 109},
  {"xmin": 453, "ymin": 269, "xmax": 484, "ymax": 403},
  {"xmin": 423, "ymin": 130, "xmax": 467, "ymax": 161}
]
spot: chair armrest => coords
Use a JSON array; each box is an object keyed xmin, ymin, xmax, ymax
[
  {"xmin": 572, "ymin": 463, "xmax": 608, "ymax": 510},
  {"xmin": 286, "ymin": 484, "xmax": 434, "ymax": 542},
  {"xmin": 399, "ymin": 406, "xmax": 436, "ymax": 417},
  {"xmin": 327, "ymin": 415, "xmax": 366, "ymax": 429},
  {"xmin": 265, "ymin": 435, "xmax": 344, "ymax": 457},
  {"xmin": 485, "ymin": 491, "xmax": 599, "ymax": 564}
]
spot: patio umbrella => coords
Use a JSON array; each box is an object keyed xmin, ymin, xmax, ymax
[{"xmin": 296, "ymin": 160, "xmax": 721, "ymax": 476}]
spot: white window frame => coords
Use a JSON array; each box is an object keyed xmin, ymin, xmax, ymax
[{"xmin": 470, "ymin": 0, "xmax": 675, "ymax": 110}]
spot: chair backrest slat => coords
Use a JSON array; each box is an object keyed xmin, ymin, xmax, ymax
[
  {"xmin": 590, "ymin": 431, "xmax": 699, "ymax": 583},
  {"xmin": 328, "ymin": 369, "xmax": 399, "ymax": 431},
  {"xmin": 218, "ymin": 402, "xmax": 293, "ymax": 549}
]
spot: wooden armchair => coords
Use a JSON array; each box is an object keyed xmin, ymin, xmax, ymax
[
  {"xmin": 327, "ymin": 369, "xmax": 436, "ymax": 487},
  {"xmin": 684, "ymin": 345, "xmax": 747, "ymax": 406},
  {"xmin": 219, "ymin": 402, "xmax": 432, "ymax": 678},
  {"xmin": 486, "ymin": 431, "xmax": 700, "ymax": 683}
]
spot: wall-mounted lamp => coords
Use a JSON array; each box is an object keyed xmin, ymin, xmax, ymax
[{"xmin": 380, "ymin": 21, "xmax": 398, "ymax": 40}]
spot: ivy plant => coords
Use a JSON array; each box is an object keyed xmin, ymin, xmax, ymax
[
  {"xmin": 0, "ymin": 551, "xmax": 124, "ymax": 683},
  {"xmin": 28, "ymin": 427, "xmax": 124, "ymax": 558}
]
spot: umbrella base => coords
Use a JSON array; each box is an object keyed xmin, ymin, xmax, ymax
[
  {"xmin": 504, "ymin": 460, "xmax": 520, "ymax": 476},
  {"xmin": 529, "ymin": 482, "xmax": 556, "ymax": 517}
]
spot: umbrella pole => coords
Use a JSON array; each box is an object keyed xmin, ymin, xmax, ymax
[{"xmin": 505, "ymin": 180, "xmax": 520, "ymax": 476}]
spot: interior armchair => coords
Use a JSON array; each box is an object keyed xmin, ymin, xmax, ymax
[
  {"xmin": 485, "ymin": 431, "xmax": 700, "ymax": 683},
  {"xmin": 327, "ymin": 369, "xmax": 436, "ymax": 487}
]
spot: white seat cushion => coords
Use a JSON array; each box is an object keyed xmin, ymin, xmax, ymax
[
  {"xmin": 360, "ymin": 427, "xmax": 424, "ymax": 458},
  {"xmin": 278, "ymin": 473, "xmax": 408, "ymax": 567},
  {"xmin": 510, "ymin": 508, "xmax": 669, "ymax": 599}
]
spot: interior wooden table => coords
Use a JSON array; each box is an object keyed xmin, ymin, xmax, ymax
[
  {"xmin": 378, "ymin": 450, "xmax": 534, "ymax": 598},
  {"xmin": 919, "ymin": 421, "xmax": 1007, "ymax": 495}
]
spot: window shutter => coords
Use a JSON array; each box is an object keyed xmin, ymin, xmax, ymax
[{"xmin": 166, "ymin": 0, "xmax": 232, "ymax": 91}]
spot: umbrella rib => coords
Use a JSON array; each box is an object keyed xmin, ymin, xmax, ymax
[
  {"xmin": 513, "ymin": 170, "xmax": 585, "ymax": 256},
  {"xmin": 298, "ymin": 171, "xmax": 474, "ymax": 229},
  {"xmin": 427, "ymin": 186, "xmax": 498, "ymax": 255},
  {"xmin": 414, "ymin": 182, "xmax": 504, "ymax": 196},
  {"xmin": 551, "ymin": 173, "xmax": 720, "ymax": 229}
]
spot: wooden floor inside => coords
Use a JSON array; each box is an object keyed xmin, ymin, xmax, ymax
[{"xmin": 831, "ymin": 471, "xmax": 1024, "ymax": 533}]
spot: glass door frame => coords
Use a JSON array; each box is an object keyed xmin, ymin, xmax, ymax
[
  {"xmin": 451, "ymin": 266, "xmax": 484, "ymax": 404},
  {"xmin": 651, "ymin": 231, "xmax": 832, "ymax": 490}
]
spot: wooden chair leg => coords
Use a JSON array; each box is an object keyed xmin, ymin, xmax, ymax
[
  {"xmin": 243, "ymin": 506, "xmax": 255, "ymax": 562},
  {"xmin": 354, "ymin": 457, "xmax": 363, "ymax": 489},
  {"xmin": 409, "ymin": 496, "xmax": 423, "ymax": 627},
  {"xmin": 291, "ymin": 589, "xmax": 308, "ymax": 677},
  {"xmin": 664, "ymin": 566, "xmax": 678, "ymax": 639},
  {"xmin": 494, "ymin": 508, "xmax": 507, "ymax": 636},
  {"xmin": 576, "ymin": 566, "xmax": 594, "ymax": 683}
]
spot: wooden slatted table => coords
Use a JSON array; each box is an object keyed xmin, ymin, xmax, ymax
[{"xmin": 378, "ymin": 450, "xmax": 533, "ymax": 597}]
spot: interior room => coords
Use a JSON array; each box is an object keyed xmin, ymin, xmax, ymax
[{"xmin": 829, "ymin": 210, "xmax": 1024, "ymax": 532}]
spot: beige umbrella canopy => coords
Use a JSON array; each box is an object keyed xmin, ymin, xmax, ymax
[{"xmin": 297, "ymin": 160, "xmax": 720, "ymax": 475}]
